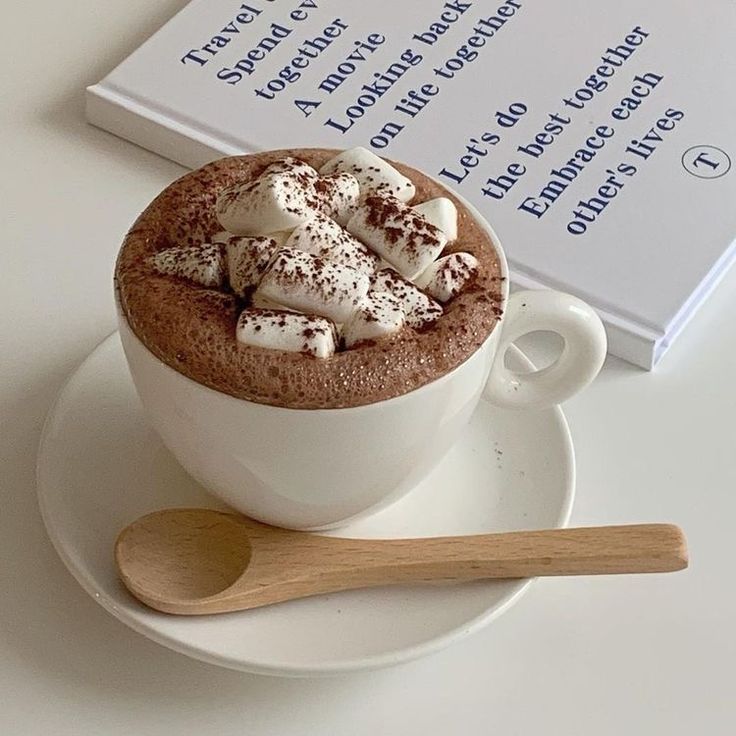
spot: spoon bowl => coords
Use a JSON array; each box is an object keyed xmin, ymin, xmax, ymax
[{"xmin": 116, "ymin": 510, "xmax": 254, "ymax": 610}]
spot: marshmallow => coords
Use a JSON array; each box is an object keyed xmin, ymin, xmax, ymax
[
  {"xmin": 371, "ymin": 268, "xmax": 443, "ymax": 329},
  {"xmin": 216, "ymin": 172, "xmax": 317, "ymax": 236},
  {"xmin": 152, "ymin": 243, "xmax": 226, "ymax": 288},
  {"xmin": 250, "ymin": 291, "xmax": 295, "ymax": 311},
  {"xmin": 236, "ymin": 308, "xmax": 337, "ymax": 358},
  {"xmin": 320, "ymin": 147, "xmax": 416, "ymax": 202},
  {"xmin": 261, "ymin": 157, "xmax": 319, "ymax": 182},
  {"xmin": 285, "ymin": 213, "xmax": 379, "ymax": 275},
  {"xmin": 258, "ymin": 248, "xmax": 371, "ymax": 324},
  {"xmin": 214, "ymin": 229, "xmax": 294, "ymax": 244},
  {"xmin": 412, "ymin": 198, "xmax": 458, "ymax": 242},
  {"xmin": 226, "ymin": 234, "xmax": 287, "ymax": 297},
  {"xmin": 313, "ymin": 172, "xmax": 360, "ymax": 225},
  {"xmin": 342, "ymin": 291, "xmax": 406, "ymax": 348},
  {"xmin": 415, "ymin": 252, "xmax": 479, "ymax": 303},
  {"xmin": 347, "ymin": 194, "xmax": 447, "ymax": 280}
]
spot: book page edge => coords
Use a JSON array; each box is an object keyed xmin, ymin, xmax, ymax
[
  {"xmin": 85, "ymin": 83, "xmax": 248, "ymax": 169},
  {"xmin": 511, "ymin": 269, "xmax": 658, "ymax": 370}
]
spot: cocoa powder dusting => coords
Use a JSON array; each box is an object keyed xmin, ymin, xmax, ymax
[{"xmin": 116, "ymin": 148, "xmax": 504, "ymax": 409}]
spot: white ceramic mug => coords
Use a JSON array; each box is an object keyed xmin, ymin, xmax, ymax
[{"xmin": 118, "ymin": 201, "xmax": 606, "ymax": 530}]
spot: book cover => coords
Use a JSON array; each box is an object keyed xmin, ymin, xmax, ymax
[{"xmin": 87, "ymin": 0, "xmax": 736, "ymax": 368}]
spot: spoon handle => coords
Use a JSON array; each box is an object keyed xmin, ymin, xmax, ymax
[{"xmin": 317, "ymin": 524, "xmax": 688, "ymax": 583}]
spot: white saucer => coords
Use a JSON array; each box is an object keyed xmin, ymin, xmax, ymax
[{"xmin": 37, "ymin": 333, "xmax": 574, "ymax": 677}]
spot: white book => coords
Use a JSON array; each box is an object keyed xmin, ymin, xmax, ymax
[{"xmin": 87, "ymin": 0, "xmax": 736, "ymax": 368}]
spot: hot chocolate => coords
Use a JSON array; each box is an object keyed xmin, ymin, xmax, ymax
[{"xmin": 115, "ymin": 148, "xmax": 504, "ymax": 409}]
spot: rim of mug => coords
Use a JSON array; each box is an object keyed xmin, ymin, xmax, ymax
[{"xmin": 115, "ymin": 176, "xmax": 510, "ymax": 413}]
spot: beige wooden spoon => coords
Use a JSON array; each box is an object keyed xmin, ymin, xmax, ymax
[{"xmin": 115, "ymin": 508, "xmax": 688, "ymax": 615}]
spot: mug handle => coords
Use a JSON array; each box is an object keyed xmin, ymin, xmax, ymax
[{"xmin": 483, "ymin": 289, "xmax": 607, "ymax": 409}]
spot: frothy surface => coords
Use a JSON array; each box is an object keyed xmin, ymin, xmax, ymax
[{"xmin": 115, "ymin": 149, "xmax": 504, "ymax": 409}]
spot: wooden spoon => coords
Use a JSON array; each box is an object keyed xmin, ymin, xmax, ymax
[{"xmin": 115, "ymin": 508, "xmax": 688, "ymax": 615}]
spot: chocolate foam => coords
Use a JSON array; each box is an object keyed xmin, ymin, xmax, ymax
[{"xmin": 115, "ymin": 149, "xmax": 504, "ymax": 409}]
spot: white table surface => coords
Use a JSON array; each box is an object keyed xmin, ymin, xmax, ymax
[{"xmin": 2, "ymin": 2, "xmax": 734, "ymax": 734}]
